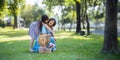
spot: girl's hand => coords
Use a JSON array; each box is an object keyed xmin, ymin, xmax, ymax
[
  {"xmin": 42, "ymin": 23, "xmax": 54, "ymax": 34},
  {"xmin": 47, "ymin": 34, "xmax": 51, "ymax": 36},
  {"xmin": 42, "ymin": 22, "xmax": 45, "ymax": 25}
]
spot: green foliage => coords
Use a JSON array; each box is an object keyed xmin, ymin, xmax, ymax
[
  {"xmin": 43, "ymin": 0, "xmax": 77, "ymax": 24},
  {"xmin": 32, "ymin": 4, "xmax": 45, "ymax": 21},
  {"xmin": 94, "ymin": 13, "xmax": 104, "ymax": 19},
  {"xmin": 0, "ymin": 19, "xmax": 5, "ymax": 28},
  {"xmin": 21, "ymin": 5, "xmax": 45, "ymax": 20},
  {"xmin": 8, "ymin": 0, "xmax": 24, "ymax": 15},
  {"xmin": 0, "ymin": 0, "xmax": 6, "ymax": 11},
  {"xmin": 43, "ymin": 0, "xmax": 65, "ymax": 11},
  {"xmin": 0, "ymin": 0, "xmax": 8, "ymax": 18},
  {"xmin": 64, "ymin": 0, "xmax": 75, "ymax": 6},
  {"xmin": 61, "ymin": 17, "xmax": 71, "ymax": 24},
  {"xmin": 21, "ymin": 5, "xmax": 45, "ymax": 27},
  {"xmin": 87, "ymin": 0, "xmax": 104, "ymax": 6}
]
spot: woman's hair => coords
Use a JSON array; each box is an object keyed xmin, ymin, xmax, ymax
[
  {"xmin": 48, "ymin": 18, "xmax": 56, "ymax": 26},
  {"xmin": 39, "ymin": 15, "xmax": 49, "ymax": 32}
]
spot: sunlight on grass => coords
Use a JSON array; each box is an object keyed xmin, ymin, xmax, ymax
[
  {"xmin": 72, "ymin": 36, "xmax": 92, "ymax": 40},
  {"xmin": 0, "ymin": 27, "xmax": 13, "ymax": 31},
  {"xmin": 55, "ymin": 32, "xmax": 94, "ymax": 40},
  {"xmin": 0, "ymin": 35, "xmax": 30, "ymax": 42},
  {"xmin": 0, "ymin": 28, "xmax": 30, "ymax": 42},
  {"xmin": 7, "ymin": 41, "xmax": 14, "ymax": 44},
  {"xmin": 55, "ymin": 32, "xmax": 73, "ymax": 39}
]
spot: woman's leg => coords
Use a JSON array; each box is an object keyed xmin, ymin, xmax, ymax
[{"xmin": 48, "ymin": 36, "xmax": 56, "ymax": 51}]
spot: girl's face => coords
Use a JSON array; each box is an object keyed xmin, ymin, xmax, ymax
[
  {"xmin": 45, "ymin": 19, "xmax": 48, "ymax": 24},
  {"xmin": 48, "ymin": 20, "xmax": 55, "ymax": 27}
]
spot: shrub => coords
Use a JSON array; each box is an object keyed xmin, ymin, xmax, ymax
[{"xmin": 0, "ymin": 19, "xmax": 6, "ymax": 28}]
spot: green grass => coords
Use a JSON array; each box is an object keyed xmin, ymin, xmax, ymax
[{"xmin": 0, "ymin": 28, "xmax": 120, "ymax": 60}]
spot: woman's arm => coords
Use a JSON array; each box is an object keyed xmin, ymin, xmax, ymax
[{"xmin": 42, "ymin": 23, "xmax": 54, "ymax": 35}]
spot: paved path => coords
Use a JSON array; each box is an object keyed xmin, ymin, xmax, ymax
[{"xmin": 91, "ymin": 29, "xmax": 120, "ymax": 36}]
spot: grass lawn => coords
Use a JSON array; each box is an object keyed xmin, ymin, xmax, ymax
[{"xmin": 0, "ymin": 28, "xmax": 120, "ymax": 60}]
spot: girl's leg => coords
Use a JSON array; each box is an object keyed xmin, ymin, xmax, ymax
[{"xmin": 29, "ymin": 39, "xmax": 34, "ymax": 52}]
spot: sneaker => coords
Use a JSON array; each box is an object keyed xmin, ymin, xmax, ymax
[
  {"xmin": 48, "ymin": 43, "xmax": 55, "ymax": 48},
  {"xmin": 29, "ymin": 49, "xmax": 34, "ymax": 52},
  {"xmin": 53, "ymin": 48, "xmax": 56, "ymax": 51}
]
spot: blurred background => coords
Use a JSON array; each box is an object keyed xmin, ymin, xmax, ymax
[{"xmin": 0, "ymin": 0, "xmax": 120, "ymax": 34}]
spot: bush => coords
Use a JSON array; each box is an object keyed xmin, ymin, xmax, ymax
[{"xmin": 0, "ymin": 19, "xmax": 6, "ymax": 28}]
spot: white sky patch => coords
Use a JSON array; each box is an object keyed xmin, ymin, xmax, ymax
[
  {"xmin": 26, "ymin": 0, "xmax": 35, "ymax": 5},
  {"xmin": 25, "ymin": 0, "xmax": 62, "ymax": 19},
  {"xmin": 26, "ymin": 0, "xmax": 45, "ymax": 8},
  {"xmin": 52, "ymin": 6, "xmax": 62, "ymax": 16}
]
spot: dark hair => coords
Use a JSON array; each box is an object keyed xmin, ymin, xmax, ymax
[
  {"xmin": 39, "ymin": 15, "xmax": 49, "ymax": 32},
  {"xmin": 48, "ymin": 18, "xmax": 56, "ymax": 26}
]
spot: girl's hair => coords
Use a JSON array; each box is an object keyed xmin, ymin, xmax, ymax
[
  {"xmin": 48, "ymin": 18, "xmax": 56, "ymax": 26},
  {"xmin": 39, "ymin": 15, "xmax": 49, "ymax": 32}
]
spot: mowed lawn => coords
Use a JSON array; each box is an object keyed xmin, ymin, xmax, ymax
[{"xmin": 0, "ymin": 28, "xmax": 120, "ymax": 60}]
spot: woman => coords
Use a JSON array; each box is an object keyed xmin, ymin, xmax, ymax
[
  {"xmin": 47, "ymin": 18, "xmax": 56, "ymax": 51},
  {"xmin": 29, "ymin": 15, "xmax": 54, "ymax": 52}
]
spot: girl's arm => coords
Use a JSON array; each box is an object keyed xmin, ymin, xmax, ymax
[{"xmin": 42, "ymin": 23, "xmax": 54, "ymax": 35}]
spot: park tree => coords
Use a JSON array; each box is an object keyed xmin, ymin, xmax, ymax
[
  {"xmin": 43, "ymin": 0, "xmax": 81, "ymax": 33},
  {"xmin": 0, "ymin": 0, "xmax": 6, "ymax": 11},
  {"xmin": 21, "ymin": 5, "xmax": 34, "ymax": 27},
  {"xmin": 32, "ymin": 4, "xmax": 45, "ymax": 21},
  {"xmin": 0, "ymin": 0, "xmax": 8, "ymax": 19},
  {"xmin": 21, "ymin": 4, "xmax": 45, "ymax": 27},
  {"xmin": 81, "ymin": 0, "xmax": 90, "ymax": 35},
  {"xmin": 75, "ymin": 0, "xmax": 81, "ymax": 33},
  {"xmin": 8, "ymin": 0, "xmax": 24, "ymax": 29},
  {"xmin": 101, "ymin": 0, "xmax": 120, "ymax": 54},
  {"xmin": 60, "ymin": 3, "xmax": 76, "ymax": 31},
  {"xmin": 80, "ymin": 0, "xmax": 105, "ymax": 35}
]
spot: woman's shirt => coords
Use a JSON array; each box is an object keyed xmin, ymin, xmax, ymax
[{"xmin": 41, "ymin": 25, "xmax": 48, "ymax": 34}]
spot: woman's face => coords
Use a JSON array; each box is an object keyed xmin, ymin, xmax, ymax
[{"xmin": 48, "ymin": 20, "xmax": 55, "ymax": 27}]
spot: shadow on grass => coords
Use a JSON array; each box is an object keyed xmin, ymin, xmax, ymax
[{"xmin": 0, "ymin": 30, "xmax": 28, "ymax": 37}]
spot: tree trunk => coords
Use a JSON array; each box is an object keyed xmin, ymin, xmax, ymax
[
  {"xmin": 56, "ymin": 14, "xmax": 60, "ymax": 31},
  {"xmin": 76, "ymin": 1, "xmax": 81, "ymax": 33},
  {"xmin": 101, "ymin": 0, "xmax": 120, "ymax": 54},
  {"xmin": 13, "ymin": 15, "xmax": 18, "ymax": 29},
  {"xmin": 85, "ymin": 0, "xmax": 90, "ymax": 35},
  {"xmin": 64, "ymin": 24, "xmax": 66, "ymax": 31},
  {"xmin": 82, "ymin": 20, "xmax": 86, "ymax": 29},
  {"xmin": 82, "ymin": 0, "xmax": 85, "ymax": 29},
  {"xmin": 86, "ymin": 14, "xmax": 90, "ymax": 35},
  {"xmin": 69, "ymin": 22, "xmax": 72, "ymax": 32},
  {"xmin": 58, "ymin": 20, "xmax": 60, "ymax": 31},
  {"xmin": 81, "ymin": 16, "xmax": 85, "ymax": 29}
]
